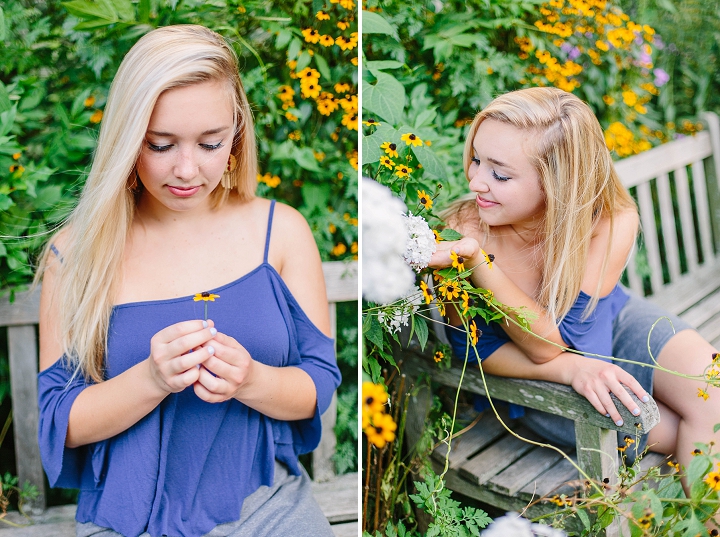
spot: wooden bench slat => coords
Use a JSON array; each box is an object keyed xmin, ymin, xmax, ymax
[
  {"xmin": 458, "ymin": 427, "xmax": 541, "ymax": 486},
  {"xmin": 626, "ymin": 245, "xmax": 643, "ymax": 295},
  {"xmin": 431, "ymin": 414, "xmax": 511, "ymax": 468},
  {"xmin": 311, "ymin": 472, "xmax": 359, "ymax": 524},
  {"xmin": 518, "ymin": 456, "xmax": 579, "ymax": 501},
  {"xmin": 649, "ymin": 259, "xmax": 720, "ymax": 315},
  {"xmin": 656, "ymin": 173, "xmax": 681, "ymax": 281},
  {"xmin": 487, "ymin": 445, "xmax": 566, "ymax": 496},
  {"xmin": 637, "ymin": 181, "xmax": 664, "ymax": 293},
  {"xmin": 674, "ymin": 165, "xmax": 699, "ymax": 272},
  {"xmin": 691, "ymin": 160, "xmax": 715, "ymax": 262}
]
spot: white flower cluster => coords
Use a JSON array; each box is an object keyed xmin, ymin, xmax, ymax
[
  {"xmin": 362, "ymin": 178, "xmax": 415, "ymax": 304},
  {"xmin": 483, "ymin": 513, "xmax": 567, "ymax": 537},
  {"xmin": 376, "ymin": 286, "xmax": 423, "ymax": 333},
  {"xmin": 403, "ymin": 212, "xmax": 436, "ymax": 272}
]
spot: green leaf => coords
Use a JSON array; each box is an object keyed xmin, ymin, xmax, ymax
[
  {"xmin": 364, "ymin": 60, "xmax": 404, "ymax": 71},
  {"xmin": 415, "ymin": 316, "xmax": 428, "ymax": 350},
  {"xmin": 0, "ymin": 7, "xmax": 6, "ymax": 41},
  {"xmin": 296, "ymin": 51, "xmax": 311, "ymax": 72},
  {"xmin": 414, "ymin": 108, "xmax": 437, "ymax": 129},
  {"xmin": 687, "ymin": 452, "xmax": 712, "ymax": 486},
  {"xmin": 301, "ymin": 183, "xmax": 329, "ymax": 212},
  {"xmin": 294, "ymin": 147, "xmax": 321, "ymax": 172},
  {"xmin": 314, "ymin": 54, "xmax": 331, "ymax": 81},
  {"xmin": 412, "ymin": 144, "xmax": 447, "ymax": 179},
  {"xmin": 0, "ymin": 194, "xmax": 13, "ymax": 212},
  {"xmin": 364, "ymin": 314, "xmax": 384, "ymax": 349},
  {"xmin": 361, "ymin": 124, "xmax": 398, "ymax": 164},
  {"xmin": 361, "ymin": 11, "xmax": 399, "ymax": 39},
  {"xmin": 576, "ymin": 508, "xmax": 591, "ymax": 529},
  {"xmin": 110, "ymin": 0, "xmax": 134, "ymax": 21},
  {"xmin": 0, "ymin": 106, "xmax": 17, "ymax": 137},
  {"xmin": 71, "ymin": 89, "xmax": 92, "ymax": 118},
  {"xmin": 287, "ymin": 37, "xmax": 301, "ymax": 61},
  {"xmin": 0, "ymin": 82, "xmax": 12, "ymax": 115},
  {"xmin": 439, "ymin": 229, "xmax": 463, "ymax": 241},
  {"xmin": 363, "ymin": 72, "xmax": 405, "ymax": 125},
  {"xmin": 63, "ymin": 0, "xmax": 116, "ymax": 21},
  {"xmin": 276, "ymin": 29, "xmax": 292, "ymax": 50},
  {"xmin": 137, "ymin": 0, "xmax": 150, "ymax": 22},
  {"xmin": 714, "ymin": 423, "xmax": 720, "ymax": 434}
]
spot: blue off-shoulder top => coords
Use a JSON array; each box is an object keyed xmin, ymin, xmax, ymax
[
  {"xmin": 446, "ymin": 285, "xmax": 629, "ymax": 417},
  {"xmin": 37, "ymin": 200, "xmax": 342, "ymax": 537}
]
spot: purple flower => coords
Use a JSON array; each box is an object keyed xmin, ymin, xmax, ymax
[
  {"xmin": 654, "ymin": 68, "xmax": 670, "ymax": 87},
  {"xmin": 640, "ymin": 52, "xmax": 652, "ymax": 65}
]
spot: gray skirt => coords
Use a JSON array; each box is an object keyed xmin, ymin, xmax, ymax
[
  {"xmin": 519, "ymin": 291, "xmax": 693, "ymax": 463},
  {"xmin": 76, "ymin": 461, "xmax": 334, "ymax": 537}
]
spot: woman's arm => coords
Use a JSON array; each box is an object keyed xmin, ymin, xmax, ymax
[
  {"xmin": 193, "ymin": 202, "xmax": 333, "ymax": 420},
  {"xmin": 40, "ymin": 240, "xmax": 218, "ymax": 448},
  {"xmin": 436, "ymin": 208, "xmax": 639, "ymax": 363},
  {"xmin": 480, "ymin": 342, "xmax": 649, "ymax": 425}
]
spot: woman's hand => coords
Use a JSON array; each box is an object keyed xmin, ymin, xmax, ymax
[
  {"xmin": 563, "ymin": 353, "xmax": 650, "ymax": 425},
  {"xmin": 147, "ymin": 320, "xmax": 218, "ymax": 395},
  {"xmin": 193, "ymin": 331, "xmax": 254, "ymax": 403},
  {"xmin": 428, "ymin": 237, "xmax": 481, "ymax": 270}
]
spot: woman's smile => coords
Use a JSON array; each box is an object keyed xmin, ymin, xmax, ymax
[
  {"xmin": 476, "ymin": 194, "xmax": 499, "ymax": 209},
  {"xmin": 167, "ymin": 185, "xmax": 202, "ymax": 197}
]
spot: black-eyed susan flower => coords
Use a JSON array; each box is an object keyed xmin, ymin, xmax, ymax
[
  {"xmin": 698, "ymin": 388, "xmax": 710, "ymax": 400},
  {"xmin": 434, "ymin": 350, "xmax": 444, "ymax": 363},
  {"xmin": 337, "ymin": 20, "xmax": 349, "ymax": 30},
  {"xmin": 298, "ymin": 67, "xmax": 321, "ymax": 81},
  {"xmin": 362, "ymin": 118, "xmax": 380, "ymax": 127},
  {"xmin": 693, "ymin": 448, "xmax": 704, "ymax": 456},
  {"xmin": 316, "ymin": 10, "xmax": 330, "ymax": 20},
  {"xmin": 341, "ymin": 112, "xmax": 357, "ymax": 131},
  {"xmin": 362, "ymin": 381, "xmax": 388, "ymax": 414},
  {"xmin": 450, "ymin": 250, "xmax": 465, "ymax": 273},
  {"xmin": 89, "ymin": 110, "xmax": 103, "ymax": 123},
  {"xmin": 380, "ymin": 142, "xmax": 399, "ymax": 158},
  {"xmin": 705, "ymin": 471, "xmax": 720, "ymax": 491},
  {"xmin": 332, "ymin": 243, "xmax": 347, "ymax": 256},
  {"xmin": 460, "ymin": 290, "xmax": 470, "ymax": 316},
  {"xmin": 301, "ymin": 83, "xmax": 321, "ymax": 99},
  {"xmin": 319, "ymin": 35, "xmax": 335, "ymax": 47},
  {"xmin": 617, "ymin": 444, "xmax": 627, "ymax": 452},
  {"xmin": 379, "ymin": 156, "xmax": 394, "ymax": 169},
  {"xmin": 667, "ymin": 460, "xmax": 680, "ymax": 472},
  {"xmin": 194, "ymin": 292, "xmax": 220, "ymax": 320},
  {"xmin": 365, "ymin": 412, "xmax": 396, "ymax": 448},
  {"xmin": 12, "ymin": 152, "xmax": 20, "ymax": 160},
  {"xmin": 481, "ymin": 249, "xmax": 494, "ymax": 269},
  {"xmin": 339, "ymin": 0, "xmax": 354, "ymax": 9},
  {"xmin": 713, "ymin": 352, "xmax": 720, "ymax": 365},
  {"xmin": 401, "ymin": 132, "xmax": 423, "ymax": 147},
  {"xmin": 9, "ymin": 164, "xmax": 23, "ymax": 173},
  {"xmin": 417, "ymin": 190, "xmax": 433, "ymax": 210},
  {"xmin": 420, "ymin": 281, "xmax": 433, "ymax": 304},
  {"xmin": 84, "ymin": 95, "xmax": 96, "ymax": 107},
  {"xmin": 394, "ymin": 164, "xmax": 412, "ymax": 178},
  {"xmin": 436, "ymin": 301, "xmax": 446, "ymax": 317},
  {"xmin": 623, "ymin": 435, "xmax": 635, "ymax": 445},
  {"xmin": 469, "ymin": 320, "xmax": 479, "ymax": 346},
  {"xmin": 433, "ymin": 269, "xmax": 444, "ymax": 283},
  {"xmin": 637, "ymin": 513, "xmax": 654, "ymax": 529},
  {"xmin": 439, "ymin": 280, "xmax": 460, "ymax": 300},
  {"xmin": 433, "ymin": 230, "xmax": 442, "ymax": 243},
  {"xmin": 301, "ymin": 28, "xmax": 321, "ymax": 43},
  {"xmin": 334, "ymin": 82, "xmax": 350, "ymax": 93},
  {"xmin": 285, "ymin": 112, "xmax": 298, "ymax": 121}
]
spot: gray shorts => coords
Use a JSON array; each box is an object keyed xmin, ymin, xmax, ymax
[
  {"xmin": 76, "ymin": 461, "xmax": 333, "ymax": 537},
  {"xmin": 520, "ymin": 291, "xmax": 693, "ymax": 463}
]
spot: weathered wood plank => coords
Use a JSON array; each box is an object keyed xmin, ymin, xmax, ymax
[
  {"xmin": 331, "ymin": 521, "xmax": 359, "ymax": 537},
  {"xmin": 487, "ymin": 445, "xmax": 566, "ymax": 496},
  {"xmin": 575, "ymin": 421, "xmax": 619, "ymax": 483},
  {"xmin": 637, "ymin": 181, "xmax": 664, "ymax": 293},
  {"xmin": 432, "ymin": 414, "xmax": 511, "ymax": 468},
  {"xmin": 675, "ymin": 165, "xmax": 699, "ymax": 272},
  {"xmin": 315, "ymin": 392, "xmax": 338, "ymax": 482},
  {"xmin": 616, "ymin": 131, "xmax": 712, "ymax": 187},
  {"xmin": 322, "ymin": 261, "xmax": 358, "ymax": 303},
  {"xmin": 648, "ymin": 260, "xmax": 720, "ymax": 314},
  {"xmin": 0, "ymin": 288, "xmax": 40, "ymax": 326},
  {"xmin": 312, "ymin": 472, "xmax": 358, "ymax": 523},
  {"xmin": 656, "ymin": 173, "xmax": 681, "ymax": 281},
  {"xmin": 458, "ymin": 427, "xmax": 540, "ymax": 485},
  {"xmin": 8, "ymin": 325, "xmax": 45, "ymax": 515},
  {"xmin": 403, "ymin": 350, "xmax": 660, "ymax": 435},
  {"xmin": 691, "ymin": 160, "xmax": 714, "ymax": 263},
  {"xmin": 625, "ymin": 245, "xmax": 643, "ymax": 296},
  {"xmin": 679, "ymin": 286, "xmax": 720, "ymax": 329},
  {"xmin": 518, "ymin": 456, "xmax": 579, "ymax": 501}
]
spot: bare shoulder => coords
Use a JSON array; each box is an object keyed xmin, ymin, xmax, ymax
[{"xmin": 267, "ymin": 201, "xmax": 331, "ymax": 336}]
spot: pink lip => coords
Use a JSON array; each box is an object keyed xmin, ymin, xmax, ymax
[
  {"xmin": 476, "ymin": 194, "xmax": 499, "ymax": 209},
  {"xmin": 167, "ymin": 185, "xmax": 201, "ymax": 197}
]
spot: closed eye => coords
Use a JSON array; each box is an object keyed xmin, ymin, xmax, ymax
[
  {"xmin": 492, "ymin": 169, "xmax": 511, "ymax": 182},
  {"xmin": 471, "ymin": 156, "xmax": 481, "ymax": 166},
  {"xmin": 200, "ymin": 142, "xmax": 224, "ymax": 151},
  {"xmin": 147, "ymin": 142, "xmax": 172, "ymax": 152}
]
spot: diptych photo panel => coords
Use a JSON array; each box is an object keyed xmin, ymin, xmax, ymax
[{"xmin": 361, "ymin": 1, "xmax": 720, "ymax": 536}]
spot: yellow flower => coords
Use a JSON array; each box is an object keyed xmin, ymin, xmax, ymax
[
  {"xmin": 460, "ymin": 290, "xmax": 470, "ymax": 316},
  {"xmin": 712, "ymin": 352, "xmax": 720, "ymax": 364},
  {"xmin": 698, "ymin": 388, "xmax": 710, "ymax": 400},
  {"xmin": 301, "ymin": 83, "xmax": 321, "ymax": 99},
  {"xmin": 693, "ymin": 448, "xmax": 704, "ymax": 456},
  {"xmin": 328, "ymin": 223, "xmax": 336, "ymax": 233},
  {"xmin": 603, "ymin": 95, "xmax": 615, "ymax": 105},
  {"xmin": 334, "ymin": 83, "xmax": 351, "ymax": 93},
  {"xmin": 469, "ymin": 320, "xmax": 479, "ymax": 346},
  {"xmin": 285, "ymin": 112, "xmax": 298, "ymax": 121},
  {"xmin": 365, "ymin": 412, "xmax": 396, "ymax": 448},
  {"xmin": 433, "ymin": 230, "xmax": 442, "ymax": 243},
  {"xmin": 637, "ymin": 514, "xmax": 654, "ymax": 530},
  {"xmin": 362, "ymin": 118, "xmax": 380, "ymax": 127},
  {"xmin": 335, "ymin": 36, "xmax": 357, "ymax": 51},
  {"xmin": 667, "ymin": 460, "xmax": 680, "ymax": 472},
  {"xmin": 341, "ymin": 112, "xmax": 357, "ymax": 131},
  {"xmin": 622, "ymin": 90, "xmax": 638, "ymax": 107},
  {"xmin": 394, "ymin": 164, "xmax": 412, "ymax": 178},
  {"xmin": 417, "ymin": 190, "xmax": 433, "ymax": 210},
  {"xmin": 481, "ymin": 249, "xmax": 494, "ymax": 269},
  {"xmin": 89, "ymin": 110, "xmax": 103, "ymax": 123},
  {"xmin": 9, "ymin": 164, "xmax": 24, "ymax": 175},
  {"xmin": 337, "ymin": 20, "xmax": 349, "ymax": 30},
  {"xmin": 257, "ymin": 173, "xmax": 281, "ymax": 188},
  {"xmin": 705, "ymin": 471, "xmax": 720, "ymax": 492},
  {"xmin": 439, "ymin": 280, "xmax": 460, "ymax": 300},
  {"xmin": 319, "ymin": 35, "xmax": 334, "ymax": 47},
  {"xmin": 401, "ymin": 132, "xmax": 423, "ymax": 146},
  {"xmin": 339, "ymin": 0, "xmax": 355, "ymax": 9},
  {"xmin": 379, "ymin": 156, "xmax": 394, "ymax": 169},
  {"xmin": 425, "ymin": 140, "xmax": 432, "ymax": 146},
  {"xmin": 420, "ymin": 281, "xmax": 433, "ymax": 304},
  {"xmin": 11, "ymin": 152, "xmax": 20, "ymax": 160},
  {"xmin": 84, "ymin": 95, "xmax": 95, "ymax": 107},
  {"xmin": 450, "ymin": 250, "xmax": 465, "ymax": 273},
  {"xmin": 316, "ymin": 10, "xmax": 330, "ymax": 20},
  {"xmin": 436, "ymin": 301, "xmax": 446, "ymax": 317},
  {"xmin": 302, "ymin": 28, "xmax": 321, "ymax": 44},
  {"xmin": 331, "ymin": 243, "xmax": 347, "ymax": 256},
  {"xmin": 278, "ymin": 85, "xmax": 295, "ymax": 100},
  {"xmin": 362, "ymin": 381, "xmax": 388, "ymax": 415},
  {"xmin": 297, "ymin": 67, "xmax": 321, "ymax": 82},
  {"xmin": 314, "ymin": 151, "xmax": 326, "ymax": 162},
  {"xmin": 380, "ymin": 142, "xmax": 399, "ymax": 158},
  {"xmin": 434, "ymin": 351, "xmax": 444, "ymax": 363},
  {"xmin": 351, "ymin": 241, "xmax": 358, "ymax": 254},
  {"xmin": 194, "ymin": 292, "xmax": 220, "ymax": 302}
]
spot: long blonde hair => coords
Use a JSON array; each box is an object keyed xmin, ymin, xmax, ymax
[
  {"xmin": 451, "ymin": 87, "xmax": 636, "ymax": 322},
  {"xmin": 37, "ymin": 25, "xmax": 258, "ymax": 382}
]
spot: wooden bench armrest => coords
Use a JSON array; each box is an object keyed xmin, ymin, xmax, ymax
[{"xmin": 402, "ymin": 349, "xmax": 660, "ymax": 436}]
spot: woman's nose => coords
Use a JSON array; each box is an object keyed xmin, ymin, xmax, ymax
[
  {"xmin": 173, "ymin": 147, "xmax": 199, "ymax": 181},
  {"xmin": 468, "ymin": 165, "xmax": 489, "ymax": 192}
]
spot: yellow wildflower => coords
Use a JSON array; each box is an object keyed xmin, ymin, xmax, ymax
[
  {"xmin": 401, "ymin": 132, "xmax": 423, "ymax": 146},
  {"xmin": 417, "ymin": 190, "xmax": 433, "ymax": 210},
  {"xmin": 84, "ymin": 95, "xmax": 95, "ymax": 107},
  {"xmin": 331, "ymin": 243, "xmax": 347, "ymax": 256},
  {"xmin": 316, "ymin": 10, "xmax": 330, "ymax": 20},
  {"xmin": 380, "ymin": 142, "xmax": 399, "ymax": 158},
  {"xmin": 379, "ymin": 156, "xmax": 394, "ymax": 169},
  {"xmin": 319, "ymin": 35, "xmax": 334, "ymax": 47},
  {"xmin": 365, "ymin": 412, "xmax": 396, "ymax": 448},
  {"xmin": 89, "ymin": 110, "xmax": 103, "ymax": 123},
  {"xmin": 301, "ymin": 28, "xmax": 321, "ymax": 44}
]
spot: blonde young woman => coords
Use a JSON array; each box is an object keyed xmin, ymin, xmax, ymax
[
  {"xmin": 37, "ymin": 25, "xmax": 340, "ymax": 537},
  {"xmin": 434, "ymin": 87, "xmax": 720, "ymax": 487}
]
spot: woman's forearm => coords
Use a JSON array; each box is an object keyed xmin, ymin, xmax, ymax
[
  {"xmin": 479, "ymin": 342, "xmax": 574, "ymax": 385},
  {"xmin": 66, "ymin": 360, "xmax": 168, "ymax": 448}
]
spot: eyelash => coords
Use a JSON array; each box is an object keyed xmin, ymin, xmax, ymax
[
  {"xmin": 147, "ymin": 141, "xmax": 224, "ymax": 152},
  {"xmin": 470, "ymin": 157, "xmax": 511, "ymax": 182}
]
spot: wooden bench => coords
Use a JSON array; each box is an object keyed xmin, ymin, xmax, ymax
[
  {"xmin": 404, "ymin": 112, "xmax": 720, "ymax": 536},
  {"xmin": 0, "ymin": 260, "xmax": 358, "ymax": 537}
]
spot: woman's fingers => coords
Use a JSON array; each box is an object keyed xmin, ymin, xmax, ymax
[{"xmin": 428, "ymin": 237, "xmax": 480, "ymax": 269}]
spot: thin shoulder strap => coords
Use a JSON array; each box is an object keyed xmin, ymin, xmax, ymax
[
  {"xmin": 263, "ymin": 199, "xmax": 276, "ymax": 263},
  {"xmin": 50, "ymin": 244, "xmax": 64, "ymax": 263}
]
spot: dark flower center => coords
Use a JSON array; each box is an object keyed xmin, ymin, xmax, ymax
[
  {"xmin": 365, "ymin": 396, "xmax": 374, "ymax": 405},
  {"xmin": 389, "ymin": 143, "xmax": 396, "ymax": 150},
  {"xmin": 201, "ymin": 292, "xmax": 210, "ymax": 298},
  {"xmin": 409, "ymin": 134, "xmax": 416, "ymax": 140}
]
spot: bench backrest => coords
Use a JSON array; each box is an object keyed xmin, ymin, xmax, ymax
[
  {"xmin": 0, "ymin": 260, "xmax": 358, "ymax": 513},
  {"xmin": 616, "ymin": 112, "xmax": 720, "ymax": 301}
]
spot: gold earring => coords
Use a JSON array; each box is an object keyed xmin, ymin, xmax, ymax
[
  {"xmin": 221, "ymin": 154, "xmax": 237, "ymax": 189},
  {"xmin": 129, "ymin": 169, "xmax": 140, "ymax": 191}
]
